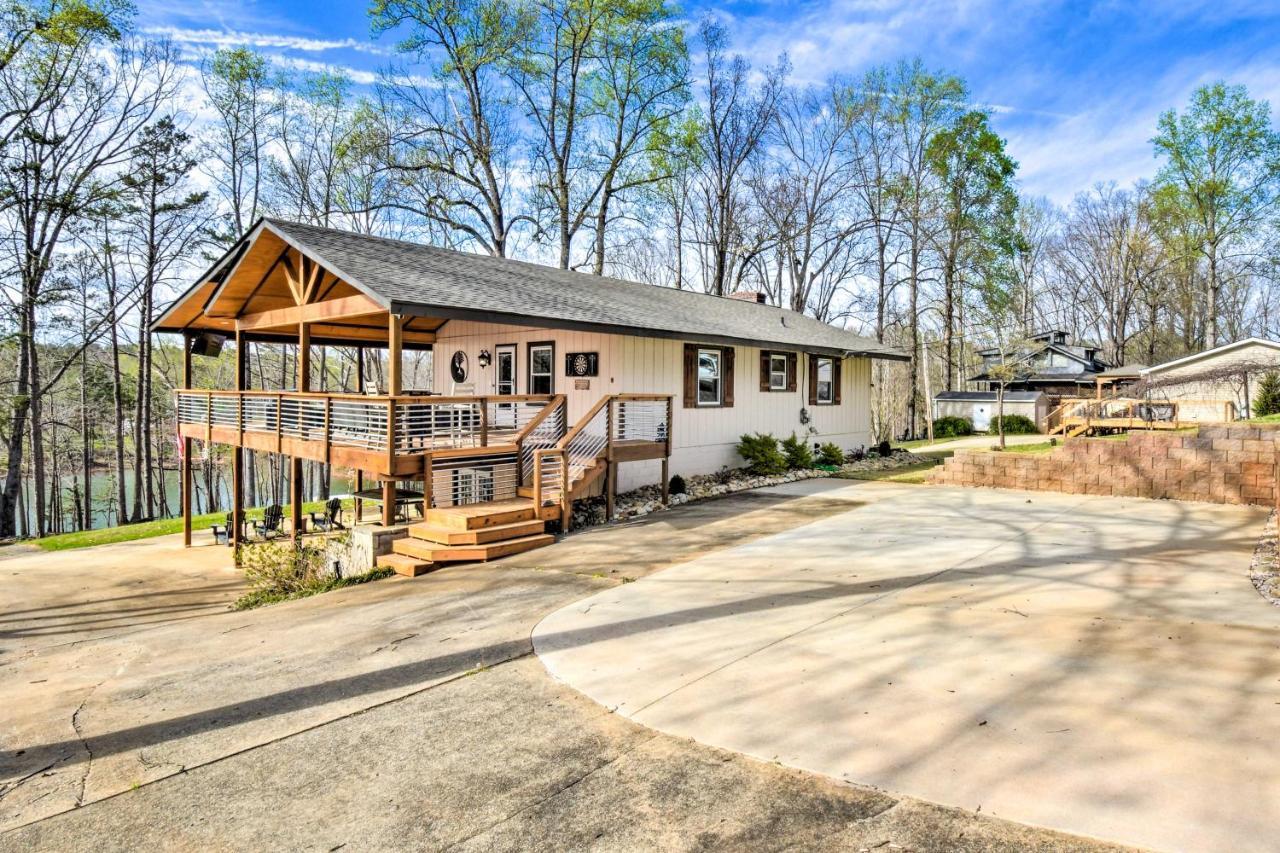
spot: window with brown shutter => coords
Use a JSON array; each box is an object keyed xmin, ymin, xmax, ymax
[
  {"xmin": 760, "ymin": 351, "xmax": 796, "ymax": 392},
  {"xmin": 808, "ymin": 354, "xmax": 840, "ymax": 405},
  {"xmin": 684, "ymin": 344, "xmax": 734, "ymax": 408}
]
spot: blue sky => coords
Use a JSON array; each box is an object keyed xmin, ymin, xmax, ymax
[{"xmin": 140, "ymin": 0, "xmax": 1280, "ymax": 204}]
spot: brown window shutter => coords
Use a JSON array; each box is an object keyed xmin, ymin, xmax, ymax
[
  {"xmin": 722, "ymin": 347, "xmax": 735, "ymax": 407},
  {"xmin": 683, "ymin": 344, "xmax": 697, "ymax": 408},
  {"xmin": 834, "ymin": 358, "xmax": 843, "ymax": 405},
  {"xmin": 807, "ymin": 355, "xmax": 818, "ymax": 405},
  {"xmin": 759, "ymin": 350, "xmax": 771, "ymax": 392},
  {"xmin": 786, "ymin": 353, "xmax": 797, "ymax": 392}
]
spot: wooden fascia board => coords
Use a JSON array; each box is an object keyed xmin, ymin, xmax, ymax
[
  {"xmin": 236, "ymin": 294, "xmax": 386, "ymax": 331},
  {"xmin": 203, "ymin": 221, "xmax": 270, "ymax": 316}
]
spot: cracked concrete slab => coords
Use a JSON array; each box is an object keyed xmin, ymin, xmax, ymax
[
  {"xmin": 536, "ymin": 480, "xmax": 1280, "ymax": 852},
  {"xmin": 2, "ymin": 486, "xmax": 1125, "ymax": 850}
]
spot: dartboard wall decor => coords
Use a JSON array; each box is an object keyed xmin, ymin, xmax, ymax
[
  {"xmin": 450, "ymin": 350, "xmax": 469, "ymax": 383},
  {"xmin": 565, "ymin": 352, "xmax": 599, "ymax": 377}
]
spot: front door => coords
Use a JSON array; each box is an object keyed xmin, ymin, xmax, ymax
[
  {"xmin": 495, "ymin": 345, "xmax": 516, "ymax": 397},
  {"xmin": 494, "ymin": 344, "xmax": 517, "ymax": 429}
]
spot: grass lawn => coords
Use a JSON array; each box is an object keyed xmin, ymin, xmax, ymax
[
  {"xmin": 1247, "ymin": 413, "xmax": 1280, "ymax": 423},
  {"xmin": 838, "ymin": 460, "xmax": 942, "ymax": 485},
  {"xmin": 893, "ymin": 436, "xmax": 963, "ymax": 451},
  {"xmin": 36, "ymin": 499, "xmax": 349, "ymax": 552}
]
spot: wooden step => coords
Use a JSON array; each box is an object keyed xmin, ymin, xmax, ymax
[
  {"xmin": 408, "ymin": 518, "xmax": 546, "ymax": 545},
  {"xmin": 393, "ymin": 533, "xmax": 555, "ymax": 564},
  {"xmin": 426, "ymin": 499, "xmax": 537, "ymax": 531},
  {"xmin": 377, "ymin": 552, "xmax": 434, "ymax": 577}
]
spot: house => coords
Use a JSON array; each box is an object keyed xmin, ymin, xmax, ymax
[
  {"xmin": 970, "ymin": 330, "xmax": 1111, "ymax": 398},
  {"xmin": 153, "ymin": 219, "xmax": 905, "ymax": 570},
  {"xmin": 1138, "ymin": 338, "xmax": 1280, "ymax": 421},
  {"xmin": 932, "ymin": 390, "xmax": 1048, "ymax": 432}
]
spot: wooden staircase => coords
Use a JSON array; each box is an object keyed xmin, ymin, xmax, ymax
[{"xmin": 377, "ymin": 499, "xmax": 555, "ymax": 577}]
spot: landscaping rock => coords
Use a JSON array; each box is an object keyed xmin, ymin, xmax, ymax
[{"xmin": 569, "ymin": 449, "xmax": 927, "ymax": 529}]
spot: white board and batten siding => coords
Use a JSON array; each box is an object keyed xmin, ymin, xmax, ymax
[{"xmin": 432, "ymin": 319, "xmax": 874, "ymax": 491}]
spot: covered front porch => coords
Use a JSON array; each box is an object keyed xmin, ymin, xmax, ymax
[{"xmin": 160, "ymin": 220, "xmax": 672, "ymax": 563}]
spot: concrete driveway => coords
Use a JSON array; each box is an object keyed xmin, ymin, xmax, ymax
[
  {"xmin": 0, "ymin": 491, "xmax": 1113, "ymax": 851},
  {"xmin": 536, "ymin": 480, "xmax": 1280, "ymax": 852}
]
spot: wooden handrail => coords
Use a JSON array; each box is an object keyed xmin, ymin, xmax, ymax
[
  {"xmin": 172, "ymin": 389, "xmax": 555, "ymax": 405},
  {"xmin": 557, "ymin": 394, "xmax": 614, "ymax": 449},
  {"xmin": 512, "ymin": 394, "xmax": 566, "ymax": 447}
]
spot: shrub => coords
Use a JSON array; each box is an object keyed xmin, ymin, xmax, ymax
[
  {"xmin": 736, "ymin": 432, "xmax": 787, "ymax": 475},
  {"xmin": 845, "ymin": 446, "xmax": 866, "ymax": 463},
  {"xmin": 877, "ymin": 439, "xmax": 892, "ymax": 457},
  {"xmin": 932, "ymin": 415, "xmax": 973, "ymax": 438},
  {"xmin": 668, "ymin": 474, "xmax": 687, "ymax": 495},
  {"xmin": 1254, "ymin": 371, "xmax": 1280, "ymax": 417},
  {"xmin": 234, "ymin": 537, "xmax": 389, "ymax": 610},
  {"xmin": 781, "ymin": 432, "xmax": 814, "ymax": 469},
  {"xmin": 817, "ymin": 442, "xmax": 844, "ymax": 466},
  {"xmin": 990, "ymin": 413, "xmax": 1038, "ymax": 434}
]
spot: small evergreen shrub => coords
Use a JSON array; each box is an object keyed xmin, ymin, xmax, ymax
[
  {"xmin": 990, "ymin": 413, "xmax": 1038, "ymax": 434},
  {"xmin": 877, "ymin": 439, "xmax": 892, "ymax": 457},
  {"xmin": 781, "ymin": 432, "xmax": 814, "ymax": 469},
  {"xmin": 817, "ymin": 442, "xmax": 844, "ymax": 466},
  {"xmin": 668, "ymin": 474, "xmax": 687, "ymax": 495},
  {"xmin": 736, "ymin": 432, "xmax": 787, "ymax": 475},
  {"xmin": 932, "ymin": 415, "xmax": 973, "ymax": 438},
  {"xmin": 1254, "ymin": 371, "xmax": 1280, "ymax": 417}
]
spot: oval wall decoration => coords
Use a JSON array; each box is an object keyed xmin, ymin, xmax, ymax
[{"xmin": 450, "ymin": 350, "xmax": 469, "ymax": 383}]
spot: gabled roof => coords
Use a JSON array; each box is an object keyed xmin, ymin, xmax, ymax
[
  {"xmin": 154, "ymin": 219, "xmax": 907, "ymax": 361},
  {"xmin": 1141, "ymin": 338, "xmax": 1280, "ymax": 375}
]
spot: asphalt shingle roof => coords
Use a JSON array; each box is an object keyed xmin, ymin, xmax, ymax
[{"xmin": 261, "ymin": 219, "xmax": 906, "ymax": 360}]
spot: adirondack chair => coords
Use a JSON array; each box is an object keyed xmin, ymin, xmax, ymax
[
  {"xmin": 251, "ymin": 505, "xmax": 285, "ymax": 540},
  {"xmin": 309, "ymin": 498, "xmax": 344, "ymax": 532},
  {"xmin": 211, "ymin": 513, "xmax": 233, "ymax": 546}
]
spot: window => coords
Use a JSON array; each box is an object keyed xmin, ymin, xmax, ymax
[
  {"xmin": 684, "ymin": 343, "xmax": 734, "ymax": 408},
  {"xmin": 808, "ymin": 354, "xmax": 840, "ymax": 405},
  {"xmin": 528, "ymin": 342, "xmax": 554, "ymax": 394},
  {"xmin": 816, "ymin": 357, "xmax": 834, "ymax": 403},
  {"xmin": 769, "ymin": 354, "xmax": 788, "ymax": 390},
  {"xmin": 698, "ymin": 348, "xmax": 721, "ymax": 405}
]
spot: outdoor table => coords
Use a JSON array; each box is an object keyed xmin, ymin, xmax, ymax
[{"xmin": 351, "ymin": 487, "xmax": 425, "ymax": 524}]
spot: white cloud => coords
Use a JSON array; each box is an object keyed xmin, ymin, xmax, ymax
[{"xmin": 143, "ymin": 26, "xmax": 390, "ymax": 56}]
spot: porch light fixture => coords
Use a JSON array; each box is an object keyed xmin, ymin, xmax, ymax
[{"xmin": 478, "ymin": 349, "xmax": 492, "ymax": 369}]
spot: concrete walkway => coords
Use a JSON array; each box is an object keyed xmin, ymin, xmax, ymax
[
  {"xmin": 536, "ymin": 480, "xmax": 1280, "ymax": 853},
  {"xmin": 0, "ymin": 491, "xmax": 1113, "ymax": 851}
]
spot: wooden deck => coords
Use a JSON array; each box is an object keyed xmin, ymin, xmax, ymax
[{"xmin": 1048, "ymin": 397, "xmax": 1238, "ymax": 437}]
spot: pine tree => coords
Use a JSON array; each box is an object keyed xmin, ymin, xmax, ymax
[{"xmin": 1253, "ymin": 372, "xmax": 1280, "ymax": 417}]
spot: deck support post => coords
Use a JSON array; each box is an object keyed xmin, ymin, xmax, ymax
[
  {"xmin": 292, "ymin": 320, "xmax": 310, "ymax": 541},
  {"xmin": 231, "ymin": 330, "xmax": 247, "ymax": 561},
  {"xmin": 606, "ymin": 461, "xmax": 616, "ymax": 522},
  {"xmin": 355, "ymin": 347, "xmax": 364, "ymax": 522},
  {"xmin": 660, "ymin": 457, "xmax": 670, "ymax": 506},
  {"xmin": 381, "ymin": 479, "xmax": 395, "ymax": 527},
  {"xmin": 181, "ymin": 333, "xmax": 193, "ymax": 547},
  {"xmin": 290, "ymin": 458, "xmax": 303, "ymax": 540}
]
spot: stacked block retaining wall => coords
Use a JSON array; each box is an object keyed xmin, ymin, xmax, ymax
[{"xmin": 927, "ymin": 424, "xmax": 1280, "ymax": 506}]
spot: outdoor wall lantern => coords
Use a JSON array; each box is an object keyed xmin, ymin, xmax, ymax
[{"xmin": 477, "ymin": 349, "xmax": 492, "ymax": 369}]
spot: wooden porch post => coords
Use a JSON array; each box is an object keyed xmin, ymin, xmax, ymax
[
  {"xmin": 355, "ymin": 346, "xmax": 364, "ymax": 522},
  {"xmin": 388, "ymin": 314, "xmax": 403, "ymax": 395},
  {"xmin": 290, "ymin": 322, "xmax": 310, "ymax": 540},
  {"xmin": 181, "ymin": 333, "xmax": 193, "ymax": 547},
  {"xmin": 383, "ymin": 316, "xmax": 403, "ymax": 528},
  {"xmin": 231, "ymin": 331, "xmax": 246, "ymax": 557}
]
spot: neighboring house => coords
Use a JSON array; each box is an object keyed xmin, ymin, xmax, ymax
[
  {"xmin": 969, "ymin": 330, "xmax": 1111, "ymax": 398},
  {"xmin": 933, "ymin": 390, "xmax": 1048, "ymax": 432},
  {"xmin": 153, "ymin": 219, "xmax": 905, "ymax": 563},
  {"xmin": 1139, "ymin": 338, "xmax": 1280, "ymax": 421}
]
